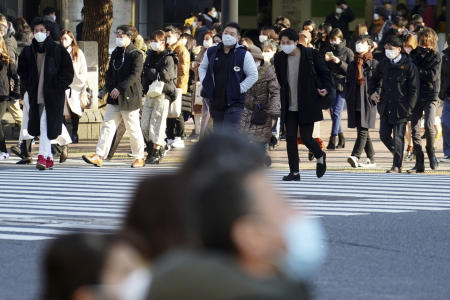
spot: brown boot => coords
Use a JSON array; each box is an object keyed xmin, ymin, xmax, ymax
[
  {"xmin": 131, "ymin": 158, "xmax": 145, "ymax": 168},
  {"xmin": 82, "ymin": 154, "xmax": 103, "ymax": 167}
]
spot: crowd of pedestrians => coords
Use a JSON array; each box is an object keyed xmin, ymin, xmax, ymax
[{"xmin": 0, "ymin": 1, "xmax": 448, "ymax": 178}]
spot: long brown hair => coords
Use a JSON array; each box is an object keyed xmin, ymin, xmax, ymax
[
  {"xmin": 417, "ymin": 27, "xmax": 438, "ymax": 52},
  {"xmin": 59, "ymin": 30, "xmax": 79, "ymax": 62}
]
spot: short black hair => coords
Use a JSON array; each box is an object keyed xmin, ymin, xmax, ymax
[
  {"xmin": 116, "ymin": 24, "xmax": 135, "ymax": 38},
  {"xmin": 411, "ymin": 14, "xmax": 424, "ymax": 24},
  {"xmin": 279, "ymin": 28, "xmax": 299, "ymax": 42},
  {"xmin": 319, "ymin": 23, "xmax": 333, "ymax": 35},
  {"xmin": 31, "ymin": 17, "xmax": 45, "ymax": 29},
  {"xmin": 303, "ymin": 19, "xmax": 316, "ymax": 29},
  {"xmin": 336, "ymin": 0, "xmax": 347, "ymax": 5},
  {"xmin": 356, "ymin": 35, "xmax": 371, "ymax": 45},
  {"xmin": 393, "ymin": 16, "xmax": 408, "ymax": 28},
  {"xmin": 43, "ymin": 6, "xmax": 56, "ymax": 16},
  {"xmin": 385, "ymin": 34, "xmax": 403, "ymax": 48},
  {"xmin": 224, "ymin": 22, "xmax": 241, "ymax": 35}
]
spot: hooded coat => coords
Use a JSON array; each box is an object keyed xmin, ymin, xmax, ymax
[{"xmin": 18, "ymin": 36, "xmax": 74, "ymax": 140}]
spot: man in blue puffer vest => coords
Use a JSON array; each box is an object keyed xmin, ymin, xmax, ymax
[{"xmin": 199, "ymin": 22, "xmax": 258, "ymax": 128}]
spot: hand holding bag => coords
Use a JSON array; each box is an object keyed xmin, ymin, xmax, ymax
[
  {"xmin": 147, "ymin": 74, "xmax": 165, "ymax": 98},
  {"xmin": 168, "ymin": 88, "xmax": 183, "ymax": 118}
]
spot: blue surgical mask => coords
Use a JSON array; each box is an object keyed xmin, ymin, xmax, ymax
[{"xmin": 278, "ymin": 216, "xmax": 327, "ymax": 281}]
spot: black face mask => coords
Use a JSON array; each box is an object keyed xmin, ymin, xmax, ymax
[{"xmin": 32, "ymin": 38, "xmax": 46, "ymax": 53}]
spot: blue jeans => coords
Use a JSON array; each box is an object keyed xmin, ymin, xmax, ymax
[
  {"xmin": 211, "ymin": 106, "xmax": 244, "ymax": 129},
  {"xmin": 442, "ymin": 99, "xmax": 450, "ymax": 156},
  {"xmin": 330, "ymin": 92, "xmax": 345, "ymax": 136}
]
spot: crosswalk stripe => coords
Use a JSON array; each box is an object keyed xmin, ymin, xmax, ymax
[{"xmin": 0, "ymin": 168, "xmax": 449, "ymax": 241}]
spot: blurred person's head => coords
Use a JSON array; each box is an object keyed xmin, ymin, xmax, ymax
[
  {"xmin": 180, "ymin": 32, "xmax": 195, "ymax": 50},
  {"xmin": 42, "ymin": 233, "xmax": 110, "ymax": 300},
  {"xmin": 335, "ymin": 0, "xmax": 348, "ymax": 14},
  {"xmin": 275, "ymin": 16, "xmax": 291, "ymax": 29},
  {"xmin": 318, "ymin": 23, "xmax": 332, "ymax": 41},
  {"xmin": 164, "ymin": 25, "xmax": 180, "ymax": 46},
  {"xmin": 149, "ymin": 30, "xmax": 166, "ymax": 52},
  {"xmin": 417, "ymin": 27, "xmax": 438, "ymax": 52},
  {"xmin": 183, "ymin": 130, "xmax": 327, "ymax": 281},
  {"xmin": 355, "ymin": 24, "xmax": 369, "ymax": 37},
  {"xmin": 261, "ymin": 39, "xmax": 278, "ymax": 62},
  {"xmin": 279, "ymin": 28, "xmax": 299, "ymax": 55},
  {"xmin": 115, "ymin": 25, "xmax": 134, "ymax": 48},
  {"xmin": 302, "ymin": 20, "xmax": 316, "ymax": 33},
  {"xmin": 240, "ymin": 37, "xmax": 254, "ymax": 47},
  {"xmin": 59, "ymin": 30, "xmax": 80, "ymax": 61},
  {"xmin": 298, "ymin": 30, "xmax": 312, "ymax": 47},
  {"xmin": 409, "ymin": 14, "xmax": 425, "ymax": 32},
  {"xmin": 373, "ymin": 7, "xmax": 388, "ymax": 24},
  {"xmin": 396, "ymin": 3, "xmax": 409, "ymax": 18},
  {"xmin": 179, "ymin": 25, "xmax": 192, "ymax": 35},
  {"xmin": 392, "ymin": 16, "xmax": 408, "ymax": 34},
  {"xmin": 202, "ymin": 31, "xmax": 214, "ymax": 48},
  {"xmin": 403, "ymin": 33, "xmax": 418, "ymax": 54},
  {"xmin": 259, "ymin": 26, "xmax": 278, "ymax": 43},
  {"xmin": 43, "ymin": 6, "xmax": 57, "ymax": 21},
  {"xmin": 383, "ymin": 0, "xmax": 393, "ymax": 14},
  {"xmin": 213, "ymin": 34, "xmax": 222, "ymax": 44},
  {"xmin": 329, "ymin": 28, "xmax": 344, "ymax": 46},
  {"xmin": 206, "ymin": 6, "xmax": 218, "ymax": 19},
  {"xmin": 212, "ymin": 22, "xmax": 223, "ymax": 36},
  {"xmin": 222, "ymin": 22, "xmax": 241, "ymax": 48}
]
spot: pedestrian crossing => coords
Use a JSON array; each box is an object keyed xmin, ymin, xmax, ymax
[{"xmin": 0, "ymin": 167, "xmax": 449, "ymax": 241}]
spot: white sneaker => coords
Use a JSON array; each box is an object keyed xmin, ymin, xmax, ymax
[
  {"xmin": 440, "ymin": 156, "xmax": 450, "ymax": 163},
  {"xmin": 359, "ymin": 158, "xmax": 376, "ymax": 168},
  {"xmin": 167, "ymin": 139, "xmax": 174, "ymax": 146},
  {"xmin": 347, "ymin": 156, "xmax": 359, "ymax": 168},
  {"xmin": 0, "ymin": 152, "xmax": 9, "ymax": 160},
  {"xmin": 171, "ymin": 137, "xmax": 185, "ymax": 149}
]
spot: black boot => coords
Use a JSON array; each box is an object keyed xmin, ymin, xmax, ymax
[
  {"xmin": 426, "ymin": 147, "xmax": 439, "ymax": 170},
  {"xmin": 15, "ymin": 139, "xmax": 33, "ymax": 164},
  {"xmin": 146, "ymin": 148, "xmax": 162, "ymax": 165},
  {"xmin": 72, "ymin": 115, "xmax": 80, "ymax": 143},
  {"xmin": 337, "ymin": 133, "xmax": 345, "ymax": 149},
  {"xmin": 264, "ymin": 155, "xmax": 272, "ymax": 167},
  {"xmin": 327, "ymin": 135, "xmax": 337, "ymax": 150},
  {"xmin": 408, "ymin": 146, "xmax": 425, "ymax": 173}
]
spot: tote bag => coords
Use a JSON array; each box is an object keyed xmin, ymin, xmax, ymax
[{"xmin": 168, "ymin": 88, "xmax": 182, "ymax": 118}]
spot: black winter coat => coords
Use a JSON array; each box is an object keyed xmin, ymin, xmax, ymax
[
  {"xmin": 321, "ymin": 41, "xmax": 354, "ymax": 92},
  {"xmin": 18, "ymin": 37, "xmax": 74, "ymax": 140},
  {"xmin": 410, "ymin": 47, "xmax": 441, "ymax": 102},
  {"xmin": 345, "ymin": 58, "xmax": 379, "ymax": 129},
  {"xmin": 142, "ymin": 50, "xmax": 178, "ymax": 102},
  {"xmin": 368, "ymin": 55, "xmax": 419, "ymax": 124},
  {"xmin": 43, "ymin": 20, "xmax": 61, "ymax": 42},
  {"xmin": 324, "ymin": 8, "xmax": 355, "ymax": 40},
  {"xmin": 105, "ymin": 43, "xmax": 144, "ymax": 111},
  {"xmin": 274, "ymin": 45, "xmax": 334, "ymax": 126},
  {"xmin": 5, "ymin": 34, "xmax": 20, "ymax": 99},
  {"xmin": 439, "ymin": 48, "xmax": 450, "ymax": 100}
]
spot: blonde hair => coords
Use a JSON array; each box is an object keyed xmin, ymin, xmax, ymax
[
  {"xmin": 403, "ymin": 34, "xmax": 418, "ymax": 50},
  {"xmin": 417, "ymin": 27, "xmax": 438, "ymax": 52}
]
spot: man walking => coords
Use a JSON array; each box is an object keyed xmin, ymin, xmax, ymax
[
  {"xmin": 274, "ymin": 28, "xmax": 334, "ymax": 181},
  {"xmin": 199, "ymin": 22, "xmax": 258, "ymax": 129},
  {"xmin": 17, "ymin": 17, "xmax": 74, "ymax": 170},
  {"xmin": 369, "ymin": 35, "xmax": 419, "ymax": 173},
  {"xmin": 82, "ymin": 25, "xmax": 145, "ymax": 168}
]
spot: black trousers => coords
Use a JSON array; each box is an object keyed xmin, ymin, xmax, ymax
[
  {"xmin": 286, "ymin": 111, "xmax": 324, "ymax": 173},
  {"xmin": 166, "ymin": 115, "xmax": 185, "ymax": 140},
  {"xmin": 410, "ymin": 100, "xmax": 437, "ymax": 158},
  {"xmin": 351, "ymin": 114, "xmax": 375, "ymax": 161},
  {"xmin": 0, "ymin": 101, "xmax": 8, "ymax": 153},
  {"xmin": 379, "ymin": 116, "xmax": 406, "ymax": 168}
]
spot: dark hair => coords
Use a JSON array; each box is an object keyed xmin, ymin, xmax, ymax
[
  {"xmin": 179, "ymin": 25, "xmax": 192, "ymax": 34},
  {"xmin": 411, "ymin": 14, "xmax": 424, "ymax": 24},
  {"xmin": 212, "ymin": 22, "xmax": 223, "ymax": 34},
  {"xmin": 42, "ymin": 233, "xmax": 110, "ymax": 300},
  {"xmin": 206, "ymin": 6, "xmax": 216, "ymax": 13},
  {"xmin": 31, "ymin": 17, "xmax": 45, "ymax": 29},
  {"xmin": 116, "ymin": 24, "xmax": 135, "ymax": 39},
  {"xmin": 279, "ymin": 28, "xmax": 299, "ymax": 42},
  {"xmin": 213, "ymin": 34, "xmax": 222, "ymax": 42},
  {"xmin": 275, "ymin": 16, "xmax": 291, "ymax": 28},
  {"xmin": 150, "ymin": 29, "xmax": 165, "ymax": 42},
  {"xmin": 336, "ymin": 0, "xmax": 347, "ymax": 5},
  {"xmin": 303, "ymin": 19, "xmax": 316, "ymax": 29},
  {"xmin": 182, "ymin": 130, "xmax": 265, "ymax": 254},
  {"xmin": 181, "ymin": 32, "xmax": 196, "ymax": 50},
  {"xmin": 124, "ymin": 173, "xmax": 192, "ymax": 259},
  {"xmin": 43, "ymin": 6, "xmax": 56, "ymax": 16},
  {"xmin": 356, "ymin": 35, "xmax": 371, "ymax": 45},
  {"xmin": 393, "ymin": 16, "xmax": 408, "ymax": 28},
  {"xmin": 329, "ymin": 28, "xmax": 344, "ymax": 40},
  {"xmin": 224, "ymin": 22, "xmax": 241, "ymax": 35},
  {"xmin": 385, "ymin": 34, "xmax": 403, "ymax": 48},
  {"xmin": 164, "ymin": 25, "xmax": 179, "ymax": 34},
  {"xmin": 318, "ymin": 23, "xmax": 333, "ymax": 35}
]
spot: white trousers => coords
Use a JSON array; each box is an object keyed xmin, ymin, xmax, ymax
[
  {"xmin": 96, "ymin": 104, "xmax": 145, "ymax": 159},
  {"xmin": 141, "ymin": 95, "xmax": 170, "ymax": 146},
  {"xmin": 38, "ymin": 109, "xmax": 52, "ymax": 159}
]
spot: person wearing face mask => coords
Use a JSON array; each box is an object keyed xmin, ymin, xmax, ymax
[
  {"xmin": 325, "ymin": 0, "xmax": 355, "ymax": 40},
  {"xmin": 315, "ymin": 23, "xmax": 332, "ymax": 52},
  {"xmin": 203, "ymin": 6, "xmax": 219, "ymax": 30},
  {"xmin": 370, "ymin": 7, "xmax": 392, "ymax": 47},
  {"xmin": 407, "ymin": 28, "xmax": 442, "ymax": 173},
  {"xmin": 238, "ymin": 46, "xmax": 280, "ymax": 167},
  {"xmin": 322, "ymin": 28, "xmax": 354, "ymax": 150},
  {"xmin": 147, "ymin": 131, "xmax": 318, "ymax": 300},
  {"xmin": 17, "ymin": 17, "xmax": 74, "ymax": 170},
  {"xmin": 0, "ymin": 28, "xmax": 10, "ymax": 160},
  {"xmin": 194, "ymin": 15, "xmax": 209, "ymax": 48},
  {"xmin": 258, "ymin": 26, "xmax": 279, "ymax": 48},
  {"xmin": 42, "ymin": 6, "xmax": 61, "ymax": 42},
  {"xmin": 344, "ymin": 36, "xmax": 378, "ymax": 169},
  {"xmin": 199, "ymin": 22, "xmax": 258, "ymax": 129},
  {"xmin": 274, "ymin": 28, "xmax": 334, "ymax": 181},
  {"xmin": 369, "ymin": 35, "xmax": 419, "ymax": 173},
  {"xmin": 164, "ymin": 26, "xmax": 190, "ymax": 149},
  {"xmin": 82, "ymin": 25, "xmax": 145, "ymax": 168},
  {"xmin": 375, "ymin": 16, "xmax": 409, "ymax": 61},
  {"xmin": 140, "ymin": 30, "xmax": 178, "ymax": 165}
]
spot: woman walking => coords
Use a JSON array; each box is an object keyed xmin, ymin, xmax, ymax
[
  {"xmin": 0, "ymin": 32, "xmax": 10, "ymax": 160},
  {"xmin": 345, "ymin": 36, "xmax": 378, "ymax": 168}
]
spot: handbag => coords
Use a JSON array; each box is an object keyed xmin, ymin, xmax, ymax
[
  {"xmin": 147, "ymin": 74, "xmax": 165, "ymax": 98},
  {"xmin": 168, "ymin": 88, "xmax": 182, "ymax": 118},
  {"xmin": 250, "ymin": 102, "xmax": 268, "ymax": 125},
  {"xmin": 193, "ymin": 81, "xmax": 203, "ymax": 105},
  {"xmin": 80, "ymin": 85, "xmax": 93, "ymax": 109}
]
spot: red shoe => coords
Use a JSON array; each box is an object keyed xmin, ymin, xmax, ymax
[
  {"xmin": 36, "ymin": 155, "xmax": 46, "ymax": 170},
  {"xmin": 46, "ymin": 157, "xmax": 54, "ymax": 169}
]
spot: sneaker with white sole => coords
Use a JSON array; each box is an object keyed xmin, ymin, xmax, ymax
[
  {"xmin": 167, "ymin": 139, "xmax": 175, "ymax": 146},
  {"xmin": 0, "ymin": 152, "xmax": 9, "ymax": 160},
  {"xmin": 359, "ymin": 158, "xmax": 376, "ymax": 168},
  {"xmin": 171, "ymin": 137, "xmax": 185, "ymax": 149},
  {"xmin": 347, "ymin": 156, "xmax": 359, "ymax": 168},
  {"xmin": 440, "ymin": 156, "xmax": 450, "ymax": 163}
]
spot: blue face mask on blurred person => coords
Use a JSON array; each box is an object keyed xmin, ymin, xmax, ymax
[{"xmin": 278, "ymin": 216, "xmax": 327, "ymax": 281}]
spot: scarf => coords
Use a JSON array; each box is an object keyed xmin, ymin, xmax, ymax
[{"xmin": 356, "ymin": 52, "xmax": 373, "ymax": 86}]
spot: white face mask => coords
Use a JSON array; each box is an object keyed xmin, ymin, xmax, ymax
[
  {"xmin": 62, "ymin": 38, "xmax": 72, "ymax": 49},
  {"xmin": 330, "ymin": 39, "xmax": 340, "ymax": 46},
  {"xmin": 281, "ymin": 44, "xmax": 296, "ymax": 54},
  {"xmin": 336, "ymin": 7, "xmax": 343, "ymax": 14},
  {"xmin": 211, "ymin": 11, "xmax": 218, "ymax": 18},
  {"xmin": 150, "ymin": 42, "xmax": 161, "ymax": 51},
  {"xmin": 404, "ymin": 46, "xmax": 412, "ymax": 54},
  {"xmin": 116, "ymin": 37, "xmax": 126, "ymax": 48},
  {"xmin": 373, "ymin": 13, "xmax": 380, "ymax": 21},
  {"xmin": 222, "ymin": 34, "xmax": 237, "ymax": 47},
  {"xmin": 203, "ymin": 39, "xmax": 213, "ymax": 48},
  {"xmin": 355, "ymin": 42, "xmax": 369, "ymax": 54},
  {"xmin": 255, "ymin": 60, "xmax": 261, "ymax": 68},
  {"xmin": 34, "ymin": 32, "xmax": 47, "ymax": 43},
  {"xmin": 385, "ymin": 49, "xmax": 399, "ymax": 60},
  {"xmin": 262, "ymin": 51, "xmax": 274, "ymax": 62},
  {"xmin": 180, "ymin": 38, "xmax": 187, "ymax": 47},
  {"xmin": 117, "ymin": 268, "xmax": 152, "ymax": 300},
  {"xmin": 52, "ymin": 15, "xmax": 56, "ymax": 22},
  {"xmin": 259, "ymin": 35, "xmax": 268, "ymax": 43},
  {"xmin": 167, "ymin": 36, "xmax": 178, "ymax": 45},
  {"xmin": 192, "ymin": 21, "xmax": 197, "ymax": 28}
]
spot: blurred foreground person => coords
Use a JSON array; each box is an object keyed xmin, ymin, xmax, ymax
[
  {"xmin": 41, "ymin": 233, "xmax": 110, "ymax": 300},
  {"xmin": 147, "ymin": 130, "xmax": 326, "ymax": 300}
]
